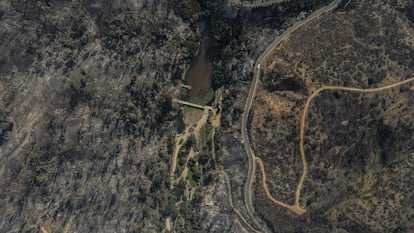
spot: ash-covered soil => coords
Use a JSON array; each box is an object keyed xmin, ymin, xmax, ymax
[{"xmin": 0, "ymin": 0, "xmax": 200, "ymax": 232}]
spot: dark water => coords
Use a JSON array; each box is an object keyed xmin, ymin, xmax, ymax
[{"xmin": 186, "ymin": 33, "xmax": 213, "ymax": 98}]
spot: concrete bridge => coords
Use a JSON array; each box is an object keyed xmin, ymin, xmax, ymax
[
  {"xmin": 179, "ymin": 84, "xmax": 192, "ymax": 90},
  {"xmin": 172, "ymin": 99, "xmax": 213, "ymax": 111}
]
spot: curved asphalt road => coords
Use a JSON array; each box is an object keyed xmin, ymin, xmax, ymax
[
  {"xmin": 241, "ymin": 0, "xmax": 342, "ymax": 231},
  {"xmin": 220, "ymin": 170, "xmax": 261, "ymax": 233}
]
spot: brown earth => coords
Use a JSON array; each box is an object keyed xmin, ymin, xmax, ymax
[{"xmin": 250, "ymin": 0, "xmax": 414, "ymax": 232}]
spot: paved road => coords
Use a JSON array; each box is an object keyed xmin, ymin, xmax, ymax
[
  {"xmin": 220, "ymin": 170, "xmax": 261, "ymax": 233},
  {"xmin": 241, "ymin": 0, "xmax": 342, "ymax": 231}
]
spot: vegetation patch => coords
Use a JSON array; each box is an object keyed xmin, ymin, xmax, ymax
[
  {"xmin": 183, "ymin": 106, "xmax": 194, "ymax": 118},
  {"xmin": 200, "ymin": 124, "xmax": 213, "ymax": 149},
  {"xmin": 190, "ymin": 89, "xmax": 214, "ymax": 105}
]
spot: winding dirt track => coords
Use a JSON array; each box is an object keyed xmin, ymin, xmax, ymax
[
  {"xmin": 295, "ymin": 77, "xmax": 414, "ymax": 207},
  {"xmin": 257, "ymin": 77, "xmax": 414, "ymax": 215},
  {"xmin": 242, "ymin": 0, "xmax": 342, "ymax": 228},
  {"xmin": 255, "ymin": 158, "xmax": 306, "ymax": 215}
]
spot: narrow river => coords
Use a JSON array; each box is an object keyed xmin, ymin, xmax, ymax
[{"xmin": 185, "ymin": 29, "xmax": 213, "ymax": 98}]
